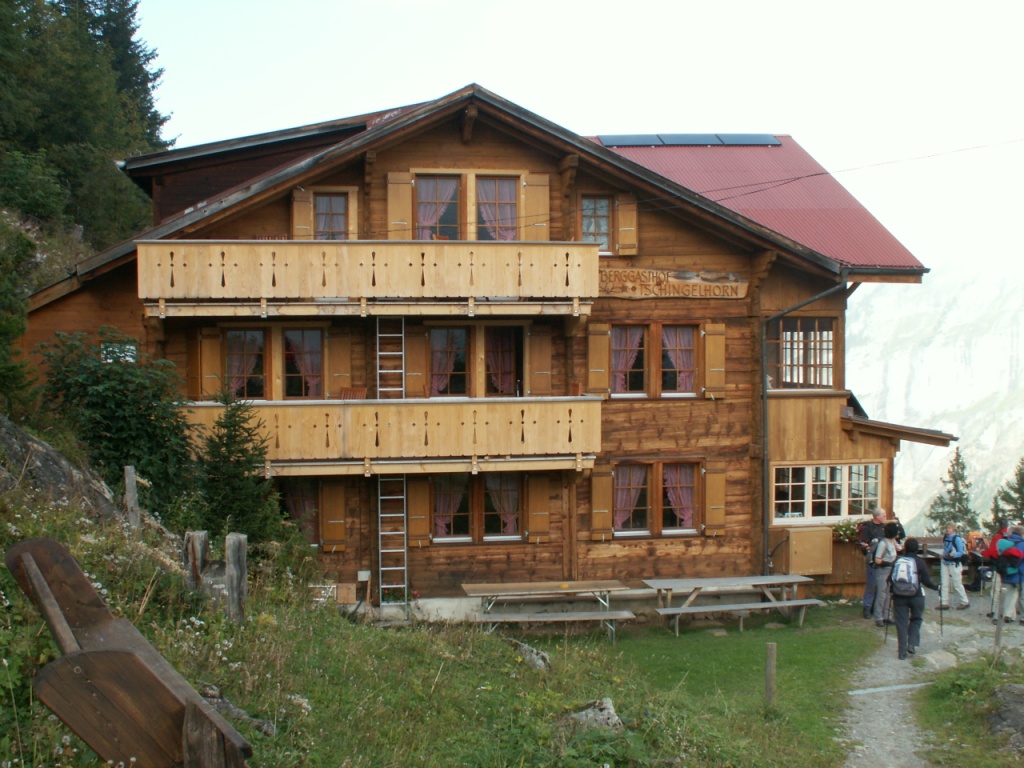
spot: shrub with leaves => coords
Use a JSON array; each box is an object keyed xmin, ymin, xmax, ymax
[{"xmin": 37, "ymin": 326, "xmax": 195, "ymax": 515}]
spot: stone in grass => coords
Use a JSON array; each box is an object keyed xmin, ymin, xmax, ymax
[
  {"xmin": 509, "ymin": 639, "xmax": 551, "ymax": 671},
  {"xmin": 566, "ymin": 698, "xmax": 624, "ymax": 732}
]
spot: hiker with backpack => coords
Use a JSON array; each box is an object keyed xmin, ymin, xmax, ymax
[
  {"xmin": 983, "ymin": 519, "xmax": 1011, "ymax": 619},
  {"xmin": 872, "ymin": 521, "xmax": 902, "ymax": 627},
  {"xmin": 888, "ymin": 538, "xmax": 940, "ymax": 660},
  {"xmin": 996, "ymin": 525, "xmax": 1024, "ymax": 624},
  {"xmin": 937, "ymin": 522, "xmax": 970, "ymax": 611}
]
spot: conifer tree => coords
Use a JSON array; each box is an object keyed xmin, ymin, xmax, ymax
[
  {"xmin": 991, "ymin": 457, "xmax": 1024, "ymax": 527},
  {"xmin": 925, "ymin": 447, "xmax": 979, "ymax": 533}
]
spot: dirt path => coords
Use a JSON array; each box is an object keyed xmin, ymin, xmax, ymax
[{"xmin": 839, "ymin": 587, "xmax": 1017, "ymax": 767}]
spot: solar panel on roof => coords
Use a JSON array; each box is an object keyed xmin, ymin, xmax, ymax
[
  {"xmin": 597, "ymin": 134, "xmax": 664, "ymax": 147},
  {"xmin": 658, "ymin": 134, "xmax": 723, "ymax": 145},
  {"xmin": 716, "ymin": 134, "xmax": 781, "ymax": 146}
]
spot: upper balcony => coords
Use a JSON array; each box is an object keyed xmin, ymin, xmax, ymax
[
  {"xmin": 138, "ymin": 240, "xmax": 599, "ymax": 318},
  {"xmin": 185, "ymin": 396, "xmax": 601, "ymax": 476}
]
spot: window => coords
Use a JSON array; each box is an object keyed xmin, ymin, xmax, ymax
[
  {"xmin": 611, "ymin": 324, "xmax": 698, "ymax": 397},
  {"xmin": 224, "ymin": 330, "xmax": 266, "ymax": 399},
  {"xmin": 773, "ymin": 463, "xmax": 880, "ymax": 522},
  {"xmin": 767, "ymin": 317, "xmax": 834, "ymax": 389},
  {"xmin": 314, "ymin": 194, "xmax": 348, "ymax": 240},
  {"xmin": 433, "ymin": 473, "xmax": 522, "ymax": 542},
  {"xmin": 416, "ymin": 176, "xmax": 460, "ymax": 240},
  {"xmin": 611, "ymin": 326, "xmax": 646, "ymax": 395},
  {"xmin": 429, "ymin": 328, "xmax": 468, "ymax": 396},
  {"xmin": 581, "ymin": 196, "xmax": 612, "ymax": 252},
  {"xmin": 284, "ymin": 329, "xmax": 323, "ymax": 398},
  {"xmin": 476, "ymin": 177, "xmax": 518, "ymax": 241},
  {"xmin": 613, "ymin": 462, "xmax": 699, "ymax": 536},
  {"xmin": 661, "ymin": 326, "xmax": 696, "ymax": 394},
  {"xmin": 484, "ymin": 326, "xmax": 521, "ymax": 396}
]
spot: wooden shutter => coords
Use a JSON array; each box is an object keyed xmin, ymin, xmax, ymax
[
  {"xmin": 522, "ymin": 173, "xmax": 549, "ymax": 241},
  {"xmin": 702, "ymin": 323, "xmax": 726, "ymax": 400},
  {"xmin": 590, "ymin": 465, "xmax": 613, "ymax": 541},
  {"xmin": 320, "ymin": 482, "xmax": 346, "ymax": 553},
  {"xmin": 291, "ymin": 189, "xmax": 314, "ymax": 239},
  {"xmin": 407, "ymin": 476, "xmax": 431, "ymax": 547},
  {"xmin": 615, "ymin": 192, "xmax": 638, "ymax": 255},
  {"xmin": 526, "ymin": 324, "xmax": 552, "ymax": 396},
  {"xmin": 386, "ymin": 172, "xmax": 414, "ymax": 240},
  {"xmin": 703, "ymin": 463, "xmax": 727, "ymax": 537},
  {"xmin": 198, "ymin": 327, "xmax": 222, "ymax": 399},
  {"xmin": 405, "ymin": 326, "xmax": 429, "ymax": 397},
  {"xmin": 325, "ymin": 328, "xmax": 353, "ymax": 397},
  {"xmin": 525, "ymin": 474, "xmax": 551, "ymax": 544},
  {"xmin": 586, "ymin": 322, "xmax": 610, "ymax": 396}
]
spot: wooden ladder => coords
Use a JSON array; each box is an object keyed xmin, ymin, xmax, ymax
[
  {"xmin": 377, "ymin": 475, "xmax": 410, "ymax": 619},
  {"xmin": 376, "ymin": 317, "xmax": 405, "ymax": 398}
]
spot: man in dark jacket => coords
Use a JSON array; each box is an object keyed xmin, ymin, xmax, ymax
[
  {"xmin": 859, "ymin": 508, "xmax": 887, "ymax": 619},
  {"xmin": 889, "ymin": 537, "xmax": 940, "ymax": 660}
]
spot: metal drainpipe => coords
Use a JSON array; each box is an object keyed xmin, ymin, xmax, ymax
[{"xmin": 760, "ymin": 268, "xmax": 850, "ymax": 575}]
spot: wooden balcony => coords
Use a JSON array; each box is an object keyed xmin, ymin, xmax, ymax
[
  {"xmin": 138, "ymin": 240, "xmax": 598, "ymax": 317},
  {"xmin": 185, "ymin": 397, "xmax": 601, "ymax": 475}
]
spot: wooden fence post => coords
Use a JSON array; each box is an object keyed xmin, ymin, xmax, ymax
[
  {"xmin": 124, "ymin": 466, "xmax": 140, "ymax": 534},
  {"xmin": 765, "ymin": 642, "xmax": 777, "ymax": 705},
  {"xmin": 184, "ymin": 531, "xmax": 209, "ymax": 591},
  {"xmin": 225, "ymin": 533, "xmax": 247, "ymax": 624}
]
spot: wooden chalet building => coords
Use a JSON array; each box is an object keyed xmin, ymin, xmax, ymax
[{"xmin": 21, "ymin": 84, "xmax": 954, "ymax": 609}]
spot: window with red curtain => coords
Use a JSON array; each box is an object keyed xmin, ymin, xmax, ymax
[
  {"xmin": 477, "ymin": 177, "xmax": 518, "ymax": 241},
  {"xmin": 284, "ymin": 329, "xmax": 323, "ymax": 398}
]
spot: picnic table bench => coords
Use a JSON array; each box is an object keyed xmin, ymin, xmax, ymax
[
  {"xmin": 642, "ymin": 575, "xmax": 823, "ymax": 635},
  {"xmin": 462, "ymin": 580, "xmax": 634, "ymax": 643}
]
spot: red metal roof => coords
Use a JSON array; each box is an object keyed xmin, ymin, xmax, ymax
[{"xmin": 597, "ymin": 136, "xmax": 923, "ymax": 271}]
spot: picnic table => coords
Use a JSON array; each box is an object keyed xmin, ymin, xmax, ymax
[
  {"xmin": 642, "ymin": 574, "xmax": 822, "ymax": 635},
  {"xmin": 462, "ymin": 579, "xmax": 634, "ymax": 642}
]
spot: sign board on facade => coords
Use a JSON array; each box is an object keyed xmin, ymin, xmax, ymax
[{"xmin": 599, "ymin": 268, "xmax": 749, "ymax": 299}]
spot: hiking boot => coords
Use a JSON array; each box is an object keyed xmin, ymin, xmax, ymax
[
  {"xmin": 898, "ymin": 651, "xmax": 908, "ymax": 660},
  {"xmin": 1005, "ymin": 617, "xmax": 1014, "ymax": 624},
  {"xmin": 937, "ymin": 605, "xmax": 951, "ymax": 610},
  {"xmin": 863, "ymin": 606, "xmax": 871, "ymax": 619},
  {"xmin": 875, "ymin": 620, "xmax": 885, "ymax": 627},
  {"xmin": 907, "ymin": 646, "xmax": 916, "ymax": 655},
  {"xmin": 955, "ymin": 603, "xmax": 970, "ymax": 610}
]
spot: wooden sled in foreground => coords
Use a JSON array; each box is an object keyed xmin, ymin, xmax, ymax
[{"xmin": 5, "ymin": 537, "xmax": 252, "ymax": 768}]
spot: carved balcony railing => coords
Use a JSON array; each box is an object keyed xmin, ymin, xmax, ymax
[
  {"xmin": 138, "ymin": 241, "xmax": 598, "ymax": 315},
  {"xmin": 184, "ymin": 397, "xmax": 601, "ymax": 473}
]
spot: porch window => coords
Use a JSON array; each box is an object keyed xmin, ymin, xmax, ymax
[
  {"xmin": 485, "ymin": 326, "xmax": 521, "ymax": 396},
  {"xmin": 416, "ymin": 176, "xmax": 460, "ymax": 240},
  {"xmin": 766, "ymin": 317, "xmax": 834, "ymax": 389},
  {"xmin": 581, "ymin": 195, "xmax": 612, "ymax": 252},
  {"xmin": 433, "ymin": 472, "xmax": 523, "ymax": 542},
  {"xmin": 429, "ymin": 327, "xmax": 468, "ymax": 396},
  {"xmin": 279, "ymin": 477, "xmax": 318, "ymax": 545},
  {"xmin": 284, "ymin": 329, "xmax": 323, "ymax": 398},
  {"xmin": 314, "ymin": 193, "xmax": 349, "ymax": 240},
  {"xmin": 476, "ymin": 177, "xmax": 518, "ymax": 241},
  {"xmin": 224, "ymin": 330, "xmax": 265, "ymax": 399},
  {"xmin": 773, "ymin": 463, "xmax": 881, "ymax": 522},
  {"xmin": 613, "ymin": 461, "xmax": 700, "ymax": 536}
]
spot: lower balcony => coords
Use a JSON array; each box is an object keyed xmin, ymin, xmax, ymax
[{"xmin": 185, "ymin": 397, "xmax": 601, "ymax": 476}]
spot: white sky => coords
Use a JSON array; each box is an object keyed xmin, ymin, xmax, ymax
[{"xmin": 136, "ymin": 0, "xmax": 1024, "ymax": 275}]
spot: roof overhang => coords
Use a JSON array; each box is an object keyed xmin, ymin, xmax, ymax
[{"xmin": 841, "ymin": 415, "xmax": 957, "ymax": 447}]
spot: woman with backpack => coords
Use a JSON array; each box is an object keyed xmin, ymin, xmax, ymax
[
  {"xmin": 996, "ymin": 525, "xmax": 1024, "ymax": 623},
  {"xmin": 888, "ymin": 538, "xmax": 940, "ymax": 660}
]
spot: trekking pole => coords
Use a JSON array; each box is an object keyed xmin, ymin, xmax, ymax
[
  {"xmin": 884, "ymin": 590, "xmax": 892, "ymax": 643},
  {"xmin": 938, "ymin": 585, "xmax": 943, "ymax": 637}
]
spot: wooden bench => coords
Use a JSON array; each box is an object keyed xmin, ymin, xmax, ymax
[
  {"xmin": 657, "ymin": 598, "xmax": 824, "ymax": 636},
  {"xmin": 469, "ymin": 609, "xmax": 636, "ymax": 643}
]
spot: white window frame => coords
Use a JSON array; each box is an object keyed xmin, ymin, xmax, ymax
[{"xmin": 772, "ymin": 462, "xmax": 881, "ymax": 525}]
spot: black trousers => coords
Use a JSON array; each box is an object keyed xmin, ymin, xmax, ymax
[{"xmin": 892, "ymin": 593, "xmax": 925, "ymax": 657}]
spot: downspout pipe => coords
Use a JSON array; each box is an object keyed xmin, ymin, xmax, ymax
[{"xmin": 760, "ymin": 268, "xmax": 850, "ymax": 575}]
